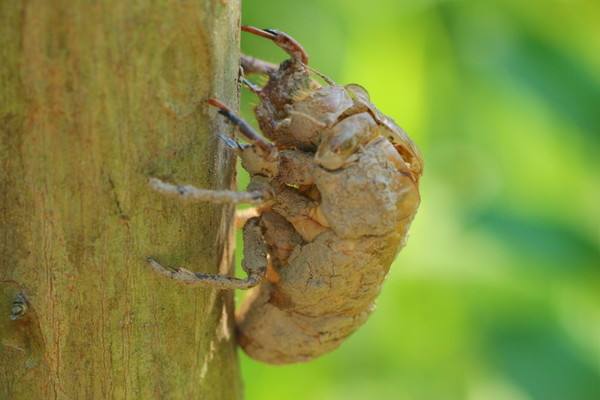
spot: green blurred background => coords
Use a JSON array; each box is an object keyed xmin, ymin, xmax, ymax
[{"xmin": 235, "ymin": 1, "xmax": 600, "ymax": 399}]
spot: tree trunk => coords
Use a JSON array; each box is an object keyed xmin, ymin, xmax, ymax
[{"xmin": 0, "ymin": 1, "xmax": 242, "ymax": 399}]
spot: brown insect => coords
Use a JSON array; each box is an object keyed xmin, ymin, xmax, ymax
[{"xmin": 148, "ymin": 26, "xmax": 423, "ymax": 364}]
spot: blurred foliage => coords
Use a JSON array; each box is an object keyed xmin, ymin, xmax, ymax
[{"xmin": 234, "ymin": 1, "xmax": 600, "ymax": 399}]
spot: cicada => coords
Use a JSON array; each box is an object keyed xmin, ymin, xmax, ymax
[{"xmin": 148, "ymin": 26, "xmax": 422, "ymax": 364}]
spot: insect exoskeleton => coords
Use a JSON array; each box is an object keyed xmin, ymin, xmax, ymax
[
  {"xmin": 147, "ymin": 26, "xmax": 423, "ymax": 364},
  {"xmin": 236, "ymin": 139, "xmax": 420, "ymax": 363}
]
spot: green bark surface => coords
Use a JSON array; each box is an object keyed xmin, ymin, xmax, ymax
[{"xmin": 0, "ymin": 1, "xmax": 242, "ymax": 398}]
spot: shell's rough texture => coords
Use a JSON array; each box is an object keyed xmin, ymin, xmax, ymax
[{"xmin": 236, "ymin": 47, "xmax": 422, "ymax": 363}]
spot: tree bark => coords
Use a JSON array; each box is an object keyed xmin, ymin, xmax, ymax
[{"xmin": 0, "ymin": 1, "xmax": 242, "ymax": 399}]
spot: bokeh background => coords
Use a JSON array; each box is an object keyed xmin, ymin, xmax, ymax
[{"xmin": 235, "ymin": 1, "xmax": 600, "ymax": 399}]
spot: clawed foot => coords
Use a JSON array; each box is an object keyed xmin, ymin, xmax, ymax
[{"xmin": 147, "ymin": 257, "xmax": 199, "ymax": 283}]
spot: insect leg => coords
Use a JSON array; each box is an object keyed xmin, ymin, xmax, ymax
[
  {"xmin": 147, "ymin": 218, "xmax": 267, "ymax": 289},
  {"xmin": 270, "ymin": 186, "xmax": 329, "ymax": 242},
  {"xmin": 238, "ymin": 56, "xmax": 279, "ymax": 97},
  {"xmin": 241, "ymin": 54, "xmax": 278, "ymax": 76},
  {"xmin": 149, "ymin": 177, "xmax": 269, "ymax": 205},
  {"xmin": 242, "ymin": 26, "xmax": 309, "ymax": 65},
  {"xmin": 207, "ymin": 98, "xmax": 274, "ymax": 153},
  {"xmin": 240, "ymin": 76, "xmax": 264, "ymax": 96}
]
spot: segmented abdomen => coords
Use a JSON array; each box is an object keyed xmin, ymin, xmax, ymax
[{"xmin": 236, "ymin": 229, "xmax": 404, "ymax": 364}]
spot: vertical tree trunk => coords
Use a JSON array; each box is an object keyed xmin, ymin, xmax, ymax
[{"xmin": 0, "ymin": 1, "xmax": 242, "ymax": 399}]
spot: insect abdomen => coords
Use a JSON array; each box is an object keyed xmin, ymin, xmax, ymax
[{"xmin": 236, "ymin": 230, "xmax": 404, "ymax": 364}]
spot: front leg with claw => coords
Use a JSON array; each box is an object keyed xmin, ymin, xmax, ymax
[
  {"xmin": 148, "ymin": 217, "xmax": 267, "ymax": 289},
  {"xmin": 147, "ymin": 98, "xmax": 278, "ymax": 289}
]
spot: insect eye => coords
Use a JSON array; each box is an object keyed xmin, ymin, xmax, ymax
[
  {"xmin": 345, "ymin": 83, "xmax": 371, "ymax": 103},
  {"xmin": 334, "ymin": 136, "xmax": 357, "ymax": 154}
]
